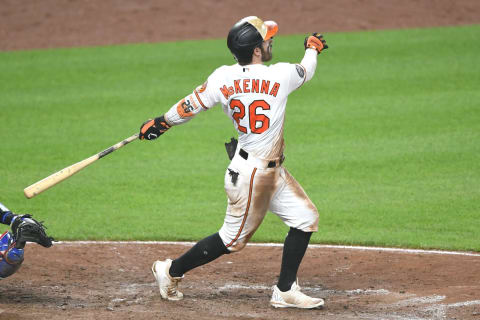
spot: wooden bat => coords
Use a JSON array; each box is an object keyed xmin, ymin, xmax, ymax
[{"xmin": 24, "ymin": 133, "xmax": 139, "ymax": 199}]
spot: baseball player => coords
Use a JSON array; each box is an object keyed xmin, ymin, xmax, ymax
[
  {"xmin": 0, "ymin": 202, "xmax": 53, "ymax": 279},
  {"xmin": 139, "ymin": 16, "xmax": 328, "ymax": 309}
]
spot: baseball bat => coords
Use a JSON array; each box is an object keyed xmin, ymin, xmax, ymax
[{"xmin": 24, "ymin": 133, "xmax": 139, "ymax": 199}]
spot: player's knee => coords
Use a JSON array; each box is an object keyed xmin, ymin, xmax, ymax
[
  {"xmin": 227, "ymin": 239, "xmax": 248, "ymax": 252},
  {"xmin": 0, "ymin": 247, "xmax": 24, "ymax": 279},
  {"xmin": 0, "ymin": 231, "xmax": 24, "ymax": 279},
  {"xmin": 308, "ymin": 207, "xmax": 319, "ymax": 232},
  {"xmin": 297, "ymin": 207, "xmax": 319, "ymax": 233},
  {"xmin": 5, "ymin": 247, "xmax": 24, "ymax": 265},
  {"xmin": 218, "ymin": 230, "xmax": 250, "ymax": 253}
]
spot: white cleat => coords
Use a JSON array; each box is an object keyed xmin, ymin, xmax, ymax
[
  {"xmin": 151, "ymin": 259, "xmax": 184, "ymax": 301},
  {"xmin": 270, "ymin": 280, "xmax": 324, "ymax": 309}
]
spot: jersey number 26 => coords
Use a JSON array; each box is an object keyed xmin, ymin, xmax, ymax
[{"xmin": 229, "ymin": 99, "xmax": 270, "ymax": 134}]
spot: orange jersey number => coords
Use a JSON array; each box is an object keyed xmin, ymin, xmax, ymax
[
  {"xmin": 230, "ymin": 99, "xmax": 248, "ymax": 133},
  {"xmin": 229, "ymin": 99, "xmax": 271, "ymax": 134}
]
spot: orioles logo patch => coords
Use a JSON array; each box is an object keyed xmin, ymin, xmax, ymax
[
  {"xmin": 296, "ymin": 65, "xmax": 305, "ymax": 78},
  {"xmin": 197, "ymin": 81, "xmax": 208, "ymax": 93}
]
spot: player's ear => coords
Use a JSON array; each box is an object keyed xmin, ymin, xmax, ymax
[{"xmin": 253, "ymin": 47, "xmax": 262, "ymax": 58}]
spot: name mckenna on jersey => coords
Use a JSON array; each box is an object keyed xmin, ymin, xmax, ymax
[{"xmin": 219, "ymin": 79, "xmax": 281, "ymax": 99}]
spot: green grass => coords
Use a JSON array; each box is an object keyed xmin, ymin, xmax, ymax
[{"xmin": 1, "ymin": 25, "xmax": 479, "ymax": 251}]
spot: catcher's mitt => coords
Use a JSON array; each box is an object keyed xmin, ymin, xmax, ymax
[{"xmin": 11, "ymin": 215, "xmax": 54, "ymax": 249}]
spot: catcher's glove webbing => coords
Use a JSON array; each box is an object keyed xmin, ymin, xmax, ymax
[{"xmin": 11, "ymin": 215, "xmax": 54, "ymax": 249}]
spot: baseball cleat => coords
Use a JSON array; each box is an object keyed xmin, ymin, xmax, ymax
[
  {"xmin": 151, "ymin": 259, "xmax": 184, "ymax": 301},
  {"xmin": 270, "ymin": 280, "xmax": 324, "ymax": 309}
]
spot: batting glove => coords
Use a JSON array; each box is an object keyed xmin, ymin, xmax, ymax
[
  {"xmin": 304, "ymin": 33, "xmax": 328, "ymax": 54},
  {"xmin": 139, "ymin": 115, "xmax": 171, "ymax": 140}
]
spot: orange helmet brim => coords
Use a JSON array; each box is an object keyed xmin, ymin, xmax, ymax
[{"xmin": 264, "ymin": 21, "xmax": 278, "ymax": 40}]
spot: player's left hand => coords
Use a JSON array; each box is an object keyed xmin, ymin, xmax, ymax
[
  {"xmin": 304, "ymin": 33, "xmax": 328, "ymax": 54},
  {"xmin": 11, "ymin": 215, "xmax": 54, "ymax": 249},
  {"xmin": 139, "ymin": 115, "xmax": 171, "ymax": 140}
]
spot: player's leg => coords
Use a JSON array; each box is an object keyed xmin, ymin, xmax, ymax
[
  {"xmin": 269, "ymin": 168, "xmax": 323, "ymax": 309},
  {"xmin": 152, "ymin": 232, "xmax": 229, "ymax": 300},
  {"xmin": 218, "ymin": 162, "xmax": 276, "ymax": 252},
  {"xmin": 168, "ymin": 162, "xmax": 268, "ymax": 276},
  {"xmin": 152, "ymin": 161, "xmax": 275, "ymax": 300},
  {"xmin": 0, "ymin": 231, "xmax": 24, "ymax": 279},
  {"xmin": 169, "ymin": 232, "xmax": 230, "ymax": 277},
  {"xmin": 277, "ymin": 227, "xmax": 312, "ymax": 291}
]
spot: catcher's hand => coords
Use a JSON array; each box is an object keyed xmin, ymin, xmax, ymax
[
  {"xmin": 11, "ymin": 215, "xmax": 54, "ymax": 249},
  {"xmin": 139, "ymin": 115, "xmax": 171, "ymax": 140},
  {"xmin": 304, "ymin": 33, "xmax": 328, "ymax": 54}
]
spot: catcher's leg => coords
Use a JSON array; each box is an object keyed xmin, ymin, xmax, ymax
[{"xmin": 0, "ymin": 231, "xmax": 24, "ymax": 279}]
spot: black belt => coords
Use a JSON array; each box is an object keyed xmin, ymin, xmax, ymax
[{"xmin": 239, "ymin": 149, "xmax": 284, "ymax": 168}]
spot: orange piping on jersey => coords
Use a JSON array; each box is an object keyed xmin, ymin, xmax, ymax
[
  {"xmin": 194, "ymin": 90, "xmax": 208, "ymax": 109},
  {"xmin": 226, "ymin": 168, "xmax": 257, "ymax": 248}
]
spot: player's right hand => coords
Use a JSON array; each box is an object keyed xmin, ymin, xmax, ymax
[
  {"xmin": 139, "ymin": 115, "xmax": 171, "ymax": 140},
  {"xmin": 304, "ymin": 33, "xmax": 328, "ymax": 54}
]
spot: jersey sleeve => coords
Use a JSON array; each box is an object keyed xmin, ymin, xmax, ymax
[
  {"xmin": 164, "ymin": 89, "xmax": 208, "ymax": 125},
  {"xmin": 164, "ymin": 68, "xmax": 223, "ymax": 126},
  {"xmin": 282, "ymin": 48, "xmax": 318, "ymax": 94}
]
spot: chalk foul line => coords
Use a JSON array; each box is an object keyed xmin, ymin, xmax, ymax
[{"xmin": 54, "ymin": 241, "xmax": 480, "ymax": 257}]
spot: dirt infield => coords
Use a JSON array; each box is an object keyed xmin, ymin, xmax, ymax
[
  {"xmin": 1, "ymin": 0, "xmax": 480, "ymax": 51},
  {"xmin": 1, "ymin": 0, "xmax": 480, "ymax": 319},
  {"xmin": 1, "ymin": 243, "xmax": 480, "ymax": 320}
]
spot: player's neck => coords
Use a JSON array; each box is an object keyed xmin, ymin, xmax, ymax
[{"xmin": 250, "ymin": 56, "xmax": 263, "ymax": 65}]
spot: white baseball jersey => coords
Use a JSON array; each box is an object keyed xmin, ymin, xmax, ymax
[
  {"xmin": 164, "ymin": 49, "xmax": 320, "ymax": 251},
  {"xmin": 165, "ymin": 49, "xmax": 318, "ymax": 160}
]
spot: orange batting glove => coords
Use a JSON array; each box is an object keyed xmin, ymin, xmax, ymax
[{"xmin": 304, "ymin": 33, "xmax": 328, "ymax": 54}]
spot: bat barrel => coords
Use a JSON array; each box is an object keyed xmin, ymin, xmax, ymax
[
  {"xmin": 23, "ymin": 133, "xmax": 138, "ymax": 199},
  {"xmin": 23, "ymin": 155, "xmax": 98, "ymax": 198}
]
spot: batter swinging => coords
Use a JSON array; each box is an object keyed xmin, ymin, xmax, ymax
[{"xmin": 139, "ymin": 16, "xmax": 328, "ymax": 309}]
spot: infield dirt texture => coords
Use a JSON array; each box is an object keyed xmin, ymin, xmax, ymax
[{"xmin": 1, "ymin": 1, "xmax": 480, "ymax": 319}]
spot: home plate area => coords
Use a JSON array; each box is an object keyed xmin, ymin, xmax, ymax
[{"xmin": 0, "ymin": 242, "xmax": 478, "ymax": 320}]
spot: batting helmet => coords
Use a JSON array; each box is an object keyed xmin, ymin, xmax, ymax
[{"xmin": 227, "ymin": 16, "xmax": 278, "ymax": 64}]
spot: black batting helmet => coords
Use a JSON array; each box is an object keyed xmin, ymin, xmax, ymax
[{"xmin": 227, "ymin": 16, "xmax": 278, "ymax": 64}]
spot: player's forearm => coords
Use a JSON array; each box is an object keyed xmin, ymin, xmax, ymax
[
  {"xmin": 300, "ymin": 49, "xmax": 318, "ymax": 82},
  {"xmin": 139, "ymin": 89, "xmax": 208, "ymax": 140},
  {"xmin": 0, "ymin": 203, "xmax": 15, "ymax": 226},
  {"xmin": 164, "ymin": 89, "xmax": 207, "ymax": 126}
]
